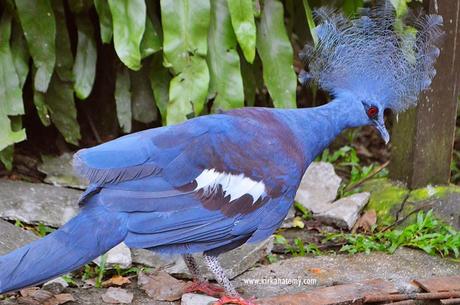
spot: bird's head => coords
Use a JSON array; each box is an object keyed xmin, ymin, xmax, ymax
[{"xmin": 299, "ymin": 4, "xmax": 444, "ymax": 144}]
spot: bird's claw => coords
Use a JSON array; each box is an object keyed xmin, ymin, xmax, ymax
[
  {"xmin": 213, "ymin": 295, "xmax": 258, "ymax": 305},
  {"xmin": 184, "ymin": 281, "xmax": 225, "ymax": 297}
]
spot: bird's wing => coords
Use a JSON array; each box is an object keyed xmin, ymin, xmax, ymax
[{"xmin": 77, "ymin": 110, "xmax": 306, "ymax": 252}]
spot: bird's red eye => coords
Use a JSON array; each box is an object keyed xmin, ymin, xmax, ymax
[{"xmin": 367, "ymin": 106, "xmax": 378, "ymax": 118}]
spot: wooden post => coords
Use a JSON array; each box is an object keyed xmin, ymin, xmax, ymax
[{"xmin": 389, "ymin": 0, "xmax": 460, "ymax": 188}]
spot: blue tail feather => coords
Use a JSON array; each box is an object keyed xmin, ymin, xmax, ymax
[{"xmin": 0, "ymin": 205, "xmax": 127, "ymax": 294}]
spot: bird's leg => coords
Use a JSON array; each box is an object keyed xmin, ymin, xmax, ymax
[
  {"xmin": 182, "ymin": 254, "xmax": 224, "ymax": 297},
  {"xmin": 183, "ymin": 254, "xmax": 204, "ymax": 282},
  {"xmin": 203, "ymin": 254, "xmax": 257, "ymax": 305}
]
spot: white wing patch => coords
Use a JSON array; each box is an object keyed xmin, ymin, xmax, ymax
[{"xmin": 194, "ymin": 168, "xmax": 266, "ymax": 204}]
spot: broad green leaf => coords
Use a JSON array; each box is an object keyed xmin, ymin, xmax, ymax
[
  {"xmin": 227, "ymin": 0, "xmax": 256, "ymax": 63},
  {"xmin": 0, "ymin": 13, "xmax": 23, "ymax": 116},
  {"xmin": 161, "ymin": 0, "xmax": 210, "ymax": 72},
  {"xmin": 0, "ymin": 145, "xmax": 14, "ymax": 171},
  {"xmin": 208, "ymin": 0, "xmax": 244, "ymax": 111},
  {"xmin": 302, "ymin": 0, "xmax": 317, "ymax": 45},
  {"xmin": 52, "ymin": 0, "xmax": 73, "ymax": 82},
  {"xmin": 149, "ymin": 53, "xmax": 171, "ymax": 124},
  {"xmin": 109, "ymin": 0, "xmax": 146, "ymax": 71},
  {"xmin": 33, "ymin": 90, "xmax": 51, "ymax": 126},
  {"xmin": 0, "ymin": 119, "xmax": 25, "ymax": 151},
  {"xmin": 141, "ymin": 14, "xmax": 161, "ymax": 59},
  {"xmin": 0, "ymin": 116, "xmax": 24, "ymax": 170},
  {"xmin": 256, "ymin": 0, "xmax": 297, "ymax": 108},
  {"xmin": 167, "ymin": 57, "xmax": 209, "ymax": 125},
  {"xmin": 15, "ymin": 0, "xmax": 56, "ymax": 92},
  {"xmin": 94, "ymin": 0, "xmax": 113, "ymax": 43},
  {"xmin": 10, "ymin": 21, "xmax": 29, "ymax": 89},
  {"xmin": 46, "ymin": 74, "xmax": 81, "ymax": 145},
  {"xmin": 253, "ymin": 0, "xmax": 261, "ymax": 18},
  {"xmin": 115, "ymin": 65, "xmax": 132, "ymax": 133},
  {"xmin": 390, "ymin": 0, "xmax": 409, "ymax": 17},
  {"xmin": 130, "ymin": 63, "xmax": 158, "ymax": 124},
  {"xmin": 73, "ymin": 15, "xmax": 97, "ymax": 99}
]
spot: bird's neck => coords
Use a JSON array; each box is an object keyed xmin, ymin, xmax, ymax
[{"xmin": 278, "ymin": 99, "xmax": 364, "ymax": 165}]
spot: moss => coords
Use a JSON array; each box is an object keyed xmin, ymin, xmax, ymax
[
  {"xmin": 361, "ymin": 178, "xmax": 410, "ymax": 225},
  {"xmin": 407, "ymin": 184, "xmax": 460, "ymax": 202},
  {"xmin": 361, "ymin": 179, "xmax": 460, "ymax": 227}
]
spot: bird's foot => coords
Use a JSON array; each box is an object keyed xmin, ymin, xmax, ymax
[
  {"xmin": 184, "ymin": 280, "xmax": 225, "ymax": 298},
  {"xmin": 213, "ymin": 295, "xmax": 257, "ymax": 305}
]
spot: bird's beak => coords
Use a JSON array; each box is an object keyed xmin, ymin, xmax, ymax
[{"xmin": 374, "ymin": 119, "xmax": 390, "ymax": 144}]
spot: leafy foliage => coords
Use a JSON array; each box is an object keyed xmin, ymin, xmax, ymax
[
  {"xmin": 0, "ymin": 0, "xmax": 415, "ymax": 169},
  {"xmin": 327, "ymin": 210, "xmax": 460, "ymax": 258}
]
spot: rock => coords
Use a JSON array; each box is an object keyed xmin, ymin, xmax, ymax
[
  {"xmin": 138, "ymin": 272, "xmax": 186, "ymax": 302},
  {"xmin": 0, "ymin": 218, "xmax": 38, "ymax": 255},
  {"xmin": 95, "ymin": 243, "xmax": 132, "ymax": 269},
  {"xmin": 315, "ymin": 192, "xmax": 370, "ymax": 229},
  {"xmin": 234, "ymin": 247, "xmax": 460, "ymax": 298},
  {"xmin": 133, "ymin": 238, "xmax": 273, "ymax": 280},
  {"xmin": 0, "ymin": 179, "xmax": 80, "ymax": 227},
  {"xmin": 132, "ymin": 249, "xmax": 185, "ymax": 273},
  {"xmin": 43, "ymin": 277, "xmax": 69, "ymax": 294},
  {"xmin": 257, "ymin": 279, "xmax": 397, "ymax": 305},
  {"xmin": 363, "ymin": 178, "xmax": 460, "ymax": 229},
  {"xmin": 38, "ymin": 153, "xmax": 88, "ymax": 189},
  {"xmin": 181, "ymin": 293, "xmax": 217, "ymax": 305},
  {"xmin": 101, "ymin": 288, "xmax": 133, "ymax": 304},
  {"xmin": 295, "ymin": 162, "xmax": 341, "ymax": 214}
]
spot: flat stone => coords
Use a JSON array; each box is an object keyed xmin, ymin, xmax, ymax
[
  {"xmin": 95, "ymin": 243, "xmax": 132, "ymax": 269},
  {"xmin": 315, "ymin": 192, "xmax": 370, "ymax": 229},
  {"xmin": 101, "ymin": 287, "xmax": 133, "ymax": 304},
  {"xmin": 132, "ymin": 250, "xmax": 185, "ymax": 274},
  {"xmin": 38, "ymin": 153, "xmax": 88, "ymax": 189},
  {"xmin": 0, "ymin": 179, "xmax": 80, "ymax": 227},
  {"xmin": 138, "ymin": 272, "xmax": 186, "ymax": 302},
  {"xmin": 0, "ymin": 218, "xmax": 38, "ymax": 255},
  {"xmin": 181, "ymin": 293, "xmax": 217, "ymax": 305},
  {"xmin": 133, "ymin": 238, "xmax": 273, "ymax": 280},
  {"xmin": 233, "ymin": 247, "xmax": 460, "ymax": 298},
  {"xmin": 257, "ymin": 279, "xmax": 397, "ymax": 305},
  {"xmin": 295, "ymin": 162, "xmax": 341, "ymax": 214}
]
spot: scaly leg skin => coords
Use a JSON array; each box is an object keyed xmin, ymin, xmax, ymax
[
  {"xmin": 203, "ymin": 254, "xmax": 257, "ymax": 305},
  {"xmin": 182, "ymin": 254, "xmax": 225, "ymax": 297}
]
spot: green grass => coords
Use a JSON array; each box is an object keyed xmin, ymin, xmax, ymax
[
  {"xmin": 274, "ymin": 234, "xmax": 322, "ymax": 256},
  {"xmin": 327, "ymin": 210, "xmax": 460, "ymax": 258},
  {"xmin": 318, "ymin": 145, "xmax": 389, "ymax": 197},
  {"xmin": 272, "ymin": 210, "xmax": 459, "ymax": 261}
]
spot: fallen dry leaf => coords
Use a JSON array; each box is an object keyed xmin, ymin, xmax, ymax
[
  {"xmin": 101, "ymin": 287, "xmax": 133, "ymax": 304},
  {"xmin": 138, "ymin": 272, "xmax": 186, "ymax": 301},
  {"xmin": 20, "ymin": 287, "xmax": 40, "ymax": 298},
  {"xmin": 44, "ymin": 293, "xmax": 75, "ymax": 305},
  {"xmin": 102, "ymin": 275, "xmax": 131, "ymax": 287},
  {"xmin": 292, "ymin": 216, "xmax": 305, "ymax": 229},
  {"xmin": 352, "ymin": 210, "xmax": 377, "ymax": 233}
]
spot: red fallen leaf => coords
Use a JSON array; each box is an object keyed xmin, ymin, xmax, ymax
[
  {"xmin": 102, "ymin": 275, "xmax": 132, "ymax": 287},
  {"xmin": 352, "ymin": 210, "xmax": 377, "ymax": 233},
  {"xmin": 309, "ymin": 268, "xmax": 322, "ymax": 274}
]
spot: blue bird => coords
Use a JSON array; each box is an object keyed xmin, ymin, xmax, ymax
[{"xmin": 0, "ymin": 6, "xmax": 442, "ymax": 305}]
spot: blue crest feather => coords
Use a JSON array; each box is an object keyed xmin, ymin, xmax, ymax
[{"xmin": 301, "ymin": 5, "xmax": 443, "ymax": 112}]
